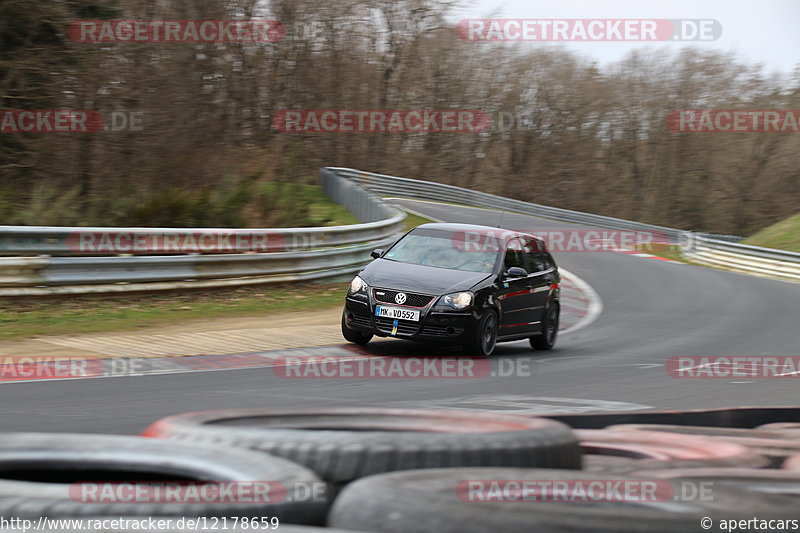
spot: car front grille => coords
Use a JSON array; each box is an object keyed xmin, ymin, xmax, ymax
[
  {"xmin": 421, "ymin": 325, "xmax": 465, "ymax": 337},
  {"xmin": 375, "ymin": 317, "xmax": 420, "ymax": 336},
  {"xmin": 373, "ymin": 289, "xmax": 434, "ymax": 308},
  {"xmin": 350, "ymin": 314, "xmax": 373, "ymax": 328},
  {"xmin": 421, "ymin": 325, "xmax": 448, "ymax": 336}
]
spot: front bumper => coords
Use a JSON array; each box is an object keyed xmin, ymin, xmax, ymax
[{"xmin": 343, "ymin": 294, "xmax": 478, "ymax": 343}]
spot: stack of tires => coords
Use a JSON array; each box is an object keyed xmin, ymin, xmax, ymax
[{"xmin": 1, "ymin": 407, "xmax": 800, "ymax": 532}]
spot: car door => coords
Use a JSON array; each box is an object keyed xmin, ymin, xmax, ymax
[
  {"xmin": 497, "ymin": 237, "xmax": 538, "ymax": 337},
  {"xmin": 522, "ymin": 237, "xmax": 557, "ymax": 332}
]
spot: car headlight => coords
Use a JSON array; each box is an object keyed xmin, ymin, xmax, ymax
[
  {"xmin": 439, "ymin": 292, "xmax": 473, "ymax": 310},
  {"xmin": 349, "ymin": 275, "xmax": 367, "ymax": 294}
]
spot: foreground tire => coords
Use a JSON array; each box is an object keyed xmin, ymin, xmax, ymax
[
  {"xmin": 0, "ymin": 433, "xmax": 329, "ymax": 523},
  {"xmin": 543, "ymin": 406, "xmax": 800, "ymax": 430},
  {"xmin": 758, "ymin": 422, "xmax": 800, "ymax": 433},
  {"xmin": 463, "ymin": 310, "xmax": 498, "ymax": 356},
  {"xmin": 530, "ymin": 302, "xmax": 559, "ymax": 351},
  {"xmin": 784, "ymin": 455, "xmax": 800, "ymax": 471},
  {"xmin": 328, "ymin": 467, "xmax": 796, "ymax": 533},
  {"xmin": 341, "ymin": 312, "xmax": 372, "ymax": 345},
  {"xmin": 143, "ymin": 408, "xmax": 581, "ymax": 483},
  {"xmin": 606, "ymin": 424, "xmax": 800, "ymax": 467},
  {"xmin": 577, "ymin": 429, "xmax": 769, "ymax": 473}
]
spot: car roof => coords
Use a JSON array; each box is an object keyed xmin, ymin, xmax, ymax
[{"xmin": 412, "ymin": 222, "xmax": 544, "ymax": 243}]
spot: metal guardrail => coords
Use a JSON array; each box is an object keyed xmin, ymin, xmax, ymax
[
  {"xmin": 0, "ymin": 240, "xmax": 394, "ymax": 296},
  {"xmin": 329, "ymin": 167, "xmax": 689, "ymax": 243},
  {"xmin": 680, "ymin": 234, "xmax": 800, "ymax": 283},
  {"xmin": 0, "ymin": 170, "xmax": 406, "ymax": 294},
  {"xmin": 0, "ymin": 166, "xmax": 796, "ymax": 294},
  {"xmin": 327, "ymin": 167, "xmax": 799, "ymax": 284}
]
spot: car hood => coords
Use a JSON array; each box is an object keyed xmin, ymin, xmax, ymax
[{"xmin": 360, "ymin": 259, "xmax": 492, "ymax": 295}]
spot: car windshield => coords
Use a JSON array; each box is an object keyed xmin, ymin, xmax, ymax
[{"xmin": 383, "ymin": 228, "xmax": 498, "ymax": 273}]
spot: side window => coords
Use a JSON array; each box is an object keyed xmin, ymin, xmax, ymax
[
  {"xmin": 542, "ymin": 252, "xmax": 556, "ymax": 271},
  {"xmin": 504, "ymin": 238, "xmax": 527, "ymax": 272},
  {"xmin": 523, "ymin": 238, "xmax": 548, "ymax": 272}
]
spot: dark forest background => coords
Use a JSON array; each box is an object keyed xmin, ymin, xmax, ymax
[{"xmin": 1, "ymin": 0, "xmax": 798, "ymax": 234}]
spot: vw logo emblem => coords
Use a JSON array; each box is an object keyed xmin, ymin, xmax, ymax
[{"xmin": 395, "ymin": 292, "xmax": 407, "ymax": 304}]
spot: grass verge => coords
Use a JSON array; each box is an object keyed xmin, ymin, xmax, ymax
[
  {"xmin": 742, "ymin": 212, "xmax": 800, "ymax": 252},
  {"xmin": 257, "ymin": 182, "xmax": 359, "ymax": 227},
  {"xmin": 0, "ymin": 282, "xmax": 347, "ymax": 340},
  {"xmin": 403, "ymin": 211, "xmax": 435, "ymax": 231}
]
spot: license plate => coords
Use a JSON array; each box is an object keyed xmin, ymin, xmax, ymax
[{"xmin": 375, "ymin": 306, "xmax": 420, "ymax": 321}]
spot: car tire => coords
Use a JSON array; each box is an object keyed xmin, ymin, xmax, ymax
[
  {"xmin": 758, "ymin": 422, "xmax": 800, "ymax": 433},
  {"xmin": 783, "ymin": 455, "xmax": 800, "ymax": 471},
  {"xmin": 463, "ymin": 309, "xmax": 498, "ymax": 356},
  {"xmin": 605, "ymin": 424, "xmax": 800, "ymax": 467},
  {"xmin": 328, "ymin": 467, "xmax": 796, "ymax": 533},
  {"xmin": 0, "ymin": 433, "xmax": 329, "ymax": 523},
  {"xmin": 341, "ymin": 312, "xmax": 372, "ymax": 345},
  {"xmin": 577, "ymin": 429, "xmax": 769, "ymax": 474},
  {"xmin": 530, "ymin": 301, "xmax": 559, "ymax": 350},
  {"xmin": 143, "ymin": 407, "xmax": 581, "ymax": 484}
]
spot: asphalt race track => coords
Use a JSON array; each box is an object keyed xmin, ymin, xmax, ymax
[{"xmin": 2, "ymin": 200, "xmax": 799, "ymax": 434}]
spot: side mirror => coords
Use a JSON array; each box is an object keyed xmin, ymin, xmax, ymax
[
  {"xmin": 370, "ymin": 249, "xmax": 385, "ymax": 259},
  {"xmin": 504, "ymin": 266, "xmax": 528, "ymax": 278}
]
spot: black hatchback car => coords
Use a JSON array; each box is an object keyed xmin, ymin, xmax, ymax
[{"xmin": 341, "ymin": 223, "xmax": 560, "ymax": 355}]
